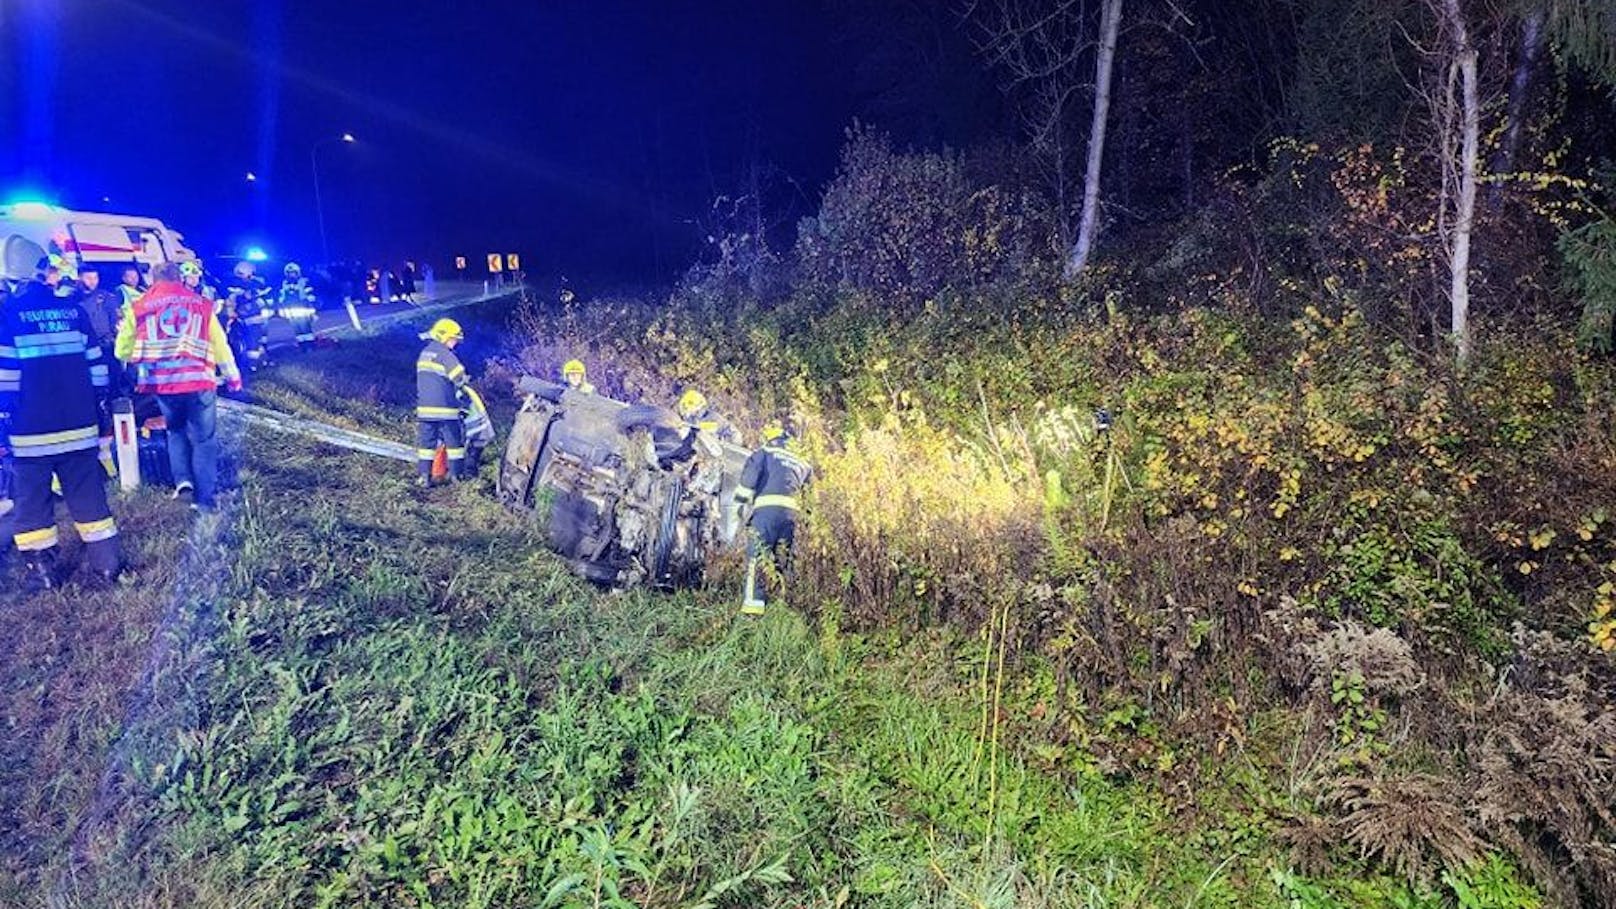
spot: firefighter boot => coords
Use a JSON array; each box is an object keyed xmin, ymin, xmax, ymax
[
  {"xmin": 20, "ymin": 548, "xmax": 59, "ymax": 594},
  {"xmin": 740, "ymin": 554, "xmax": 766, "ymax": 616}
]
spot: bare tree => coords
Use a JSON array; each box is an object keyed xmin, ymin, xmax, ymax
[
  {"xmin": 1428, "ymin": 0, "xmax": 1481, "ymax": 362},
  {"xmin": 970, "ymin": 0, "xmax": 1125, "ymax": 278},
  {"xmin": 1073, "ymin": 0, "xmax": 1124, "ymax": 276}
]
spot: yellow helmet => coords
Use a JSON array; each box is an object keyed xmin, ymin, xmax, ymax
[
  {"xmin": 428, "ymin": 318, "xmax": 464, "ymax": 343},
  {"xmin": 562, "ymin": 358, "xmax": 586, "ymax": 378},
  {"xmin": 179, "ymin": 260, "xmax": 203, "ymax": 279},
  {"xmin": 760, "ymin": 421, "xmax": 786, "ymax": 443},
  {"xmin": 677, "ymin": 389, "xmax": 707, "ymax": 418}
]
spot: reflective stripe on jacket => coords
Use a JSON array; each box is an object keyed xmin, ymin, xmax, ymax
[
  {"xmin": 462, "ymin": 386, "xmax": 495, "ymax": 444},
  {"xmin": 0, "ymin": 281, "xmax": 107, "ymax": 458},
  {"xmin": 417, "ymin": 339, "xmax": 467, "ymax": 421},
  {"xmin": 735, "ymin": 442, "xmax": 812, "ymax": 513},
  {"xmin": 116, "ymin": 281, "xmax": 240, "ymax": 394}
]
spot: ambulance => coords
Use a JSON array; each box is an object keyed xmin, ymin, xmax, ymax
[{"xmin": 0, "ymin": 202, "xmax": 197, "ymax": 278}]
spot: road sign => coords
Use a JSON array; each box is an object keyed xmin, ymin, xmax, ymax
[
  {"xmin": 506, "ymin": 253, "xmax": 521, "ymax": 271},
  {"xmin": 455, "ymin": 256, "xmax": 467, "ymax": 270},
  {"xmin": 486, "ymin": 253, "xmax": 502, "ymax": 273}
]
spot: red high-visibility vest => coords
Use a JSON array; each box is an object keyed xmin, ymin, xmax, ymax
[{"xmin": 127, "ymin": 281, "xmax": 221, "ymax": 394}]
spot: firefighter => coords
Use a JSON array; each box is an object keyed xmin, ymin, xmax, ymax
[
  {"xmin": 415, "ymin": 318, "xmax": 470, "ymax": 486},
  {"xmin": 0, "ymin": 242, "xmax": 124, "ymax": 591},
  {"xmin": 116, "ymin": 261, "xmax": 242, "ymax": 512},
  {"xmin": 733, "ymin": 422, "xmax": 812, "ymax": 616},
  {"xmin": 561, "ymin": 358, "xmax": 596, "ymax": 394},
  {"xmin": 278, "ymin": 262, "xmax": 318, "ymax": 346},
  {"xmin": 676, "ymin": 389, "xmax": 733, "ymax": 440},
  {"xmin": 225, "ymin": 261, "xmax": 269, "ymax": 372},
  {"xmin": 178, "ymin": 259, "xmax": 216, "ymax": 302}
]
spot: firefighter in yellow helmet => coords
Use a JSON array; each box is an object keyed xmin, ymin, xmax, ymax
[
  {"xmin": 415, "ymin": 318, "xmax": 470, "ymax": 486},
  {"xmin": 561, "ymin": 358, "xmax": 595, "ymax": 394},
  {"xmin": 675, "ymin": 389, "xmax": 733, "ymax": 441},
  {"xmin": 734, "ymin": 421, "xmax": 811, "ymax": 615}
]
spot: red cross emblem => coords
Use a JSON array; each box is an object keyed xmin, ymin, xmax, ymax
[{"xmin": 157, "ymin": 306, "xmax": 196, "ymax": 338}]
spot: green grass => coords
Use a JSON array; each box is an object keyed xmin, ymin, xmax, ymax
[{"xmin": 0, "ymin": 298, "xmax": 1473, "ymax": 908}]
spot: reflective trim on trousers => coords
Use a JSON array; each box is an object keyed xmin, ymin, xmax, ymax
[
  {"xmin": 75, "ymin": 517, "xmax": 119, "ymax": 542},
  {"xmin": 11, "ymin": 425, "xmax": 99, "ymax": 452},
  {"xmin": 753, "ymin": 494, "xmax": 799, "ymax": 510},
  {"xmin": 15, "ymin": 526, "xmax": 60, "ymax": 551}
]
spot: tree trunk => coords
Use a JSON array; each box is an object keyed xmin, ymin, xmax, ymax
[
  {"xmin": 1490, "ymin": 7, "xmax": 1544, "ymax": 206},
  {"xmin": 1442, "ymin": 0, "xmax": 1480, "ymax": 363},
  {"xmin": 1065, "ymin": 0, "xmax": 1124, "ymax": 279}
]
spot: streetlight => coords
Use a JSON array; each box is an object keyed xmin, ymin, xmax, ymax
[{"xmin": 310, "ymin": 132, "xmax": 356, "ymax": 264}]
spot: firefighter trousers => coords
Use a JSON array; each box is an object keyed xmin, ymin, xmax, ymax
[
  {"xmin": 416, "ymin": 419, "xmax": 466, "ymax": 478},
  {"xmin": 743, "ymin": 506, "xmax": 797, "ymax": 610},
  {"xmin": 11, "ymin": 449, "xmax": 121, "ymax": 572}
]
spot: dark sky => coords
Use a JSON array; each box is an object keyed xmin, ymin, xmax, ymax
[{"xmin": 0, "ymin": 0, "xmax": 1000, "ymax": 282}]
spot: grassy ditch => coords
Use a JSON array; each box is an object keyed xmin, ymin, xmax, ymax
[{"xmin": 3, "ymin": 297, "xmax": 1499, "ymax": 908}]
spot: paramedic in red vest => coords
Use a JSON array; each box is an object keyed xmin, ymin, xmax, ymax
[
  {"xmin": 115, "ymin": 261, "xmax": 242, "ymax": 512},
  {"xmin": 0, "ymin": 243, "xmax": 124, "ymax": 591}
]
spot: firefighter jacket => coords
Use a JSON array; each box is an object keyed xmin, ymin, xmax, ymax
[
  {"xmin": 114, "ymin": 280, "xmax": 241, "ymax": 394},
  {"xmin": 684, "ymin": 406, "xmax": 736, "ymax": 443},
  {"xmin": 0, "ymin": 280, "xmax": 111, "ymax": 458},
  {"xmin": 278, "ymin": 278, "xmax": 314, "ymax": 309},
  {"xmin": 416, "ymin": 339, "xmax": 468, "ymax": 421},
  {"xmin": 734, "ymin": 440, "xmax": 812, "ymax": 513},
  {"xmin": 226, "ymin": 276, "xmax": 270, "ymax": 324},
  {"xmin": 462, "ymin": 386, "xmax": 495, "ymax": 446}
]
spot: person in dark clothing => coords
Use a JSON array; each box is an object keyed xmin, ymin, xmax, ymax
[
  {"xmin": 224, "ymin": 261, "xmax": 269, "ymax": 374},
  {"xmin": 732, "ymin": 423, "xmax": 812, "ymax": 616},
  {"xmin": 0, "ymin": 244, "xmax": 125, "ymax": 591},
  {"xmin": 73, "ymin": 267, "xmax": 125, "ymax": 352},
  {"xmin": 400, "ymin": 261, "xmax": 419, "ymax": 303}
]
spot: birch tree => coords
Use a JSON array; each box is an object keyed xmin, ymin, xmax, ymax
[
  {"xmin": 1428, "ymin": 0, "xmax": 1481, "ymax": 362},
  {"xmin": 972, "ymin": 0, "xmax": 1126, "ymax": 279}
]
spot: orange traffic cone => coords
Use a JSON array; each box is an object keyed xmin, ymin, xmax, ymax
[{"xmin": 430, "ymin": 445, "xmax": 449, "ymax": 482}]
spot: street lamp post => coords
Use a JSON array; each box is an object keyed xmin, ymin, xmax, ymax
[{"xmin": 310, "ymin": 132, "xmax": 355, "ymax": 263}]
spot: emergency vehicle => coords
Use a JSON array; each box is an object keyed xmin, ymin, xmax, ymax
[{"xmin": 0, "ymin": 202, "xmax": 197, "ymax": 276}]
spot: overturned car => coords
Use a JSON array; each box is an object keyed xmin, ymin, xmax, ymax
[{"xmin": 497, "ymin": 378, "xmax": 751, "ymax": 588}]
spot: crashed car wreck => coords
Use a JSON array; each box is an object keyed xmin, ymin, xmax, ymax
[{"xmin": 497, "ymin": 377, "xmax": 751, "ymax": 588}]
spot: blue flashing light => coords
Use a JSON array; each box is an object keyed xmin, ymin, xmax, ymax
[
  {"xmin": 7, "ymin": 200, "xmax": 56, "ymax": 220},
  {"xmin": 245, "ymin": 246, "xmax": 269, "ymax": 262}
]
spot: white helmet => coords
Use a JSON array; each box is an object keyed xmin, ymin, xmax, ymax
[{"xmin": 1, "ymin": 236, "xmax": 47, "ymax": 282}]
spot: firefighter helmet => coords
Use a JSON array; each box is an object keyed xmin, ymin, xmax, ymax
[
  {"xmin": 677, "ymin": 389, "xmax": 708, "ymax": 419},
  {"xmin": 179, "ymin": 260, "xmax": 203, "ymax": 279},
  {"xmin": 428, "ymin": 318, "xmax": 464, "ymax": 343},
  {"xmin": 1, "ymin": 237, "xmax": 47, "ymax": 281},
  {"xmin": 761, "ymin": 422, "xmax": 786, "ymax": 444},
  {"xmin": 233, "ymin": 261, "xmax": 255, "ymax": 278},
  {"xmin": 562, "ymin": 358, "xmax": 586, "ymax": 378},
  {"xmin": 283, "ymin": 262, "xmax": 302, "ymax": 279}
]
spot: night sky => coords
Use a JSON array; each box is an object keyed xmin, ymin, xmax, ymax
[{"xmin": 0, "ymin": 0, "xmax": 999, "ymax": 282}]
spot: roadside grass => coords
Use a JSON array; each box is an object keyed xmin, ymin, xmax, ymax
[
  {"xmin": 49, "ymin": 429, "xmax": 1288, "ymax": 908},
  {"xmin": 0, "ymin": 485, "xmax": 194, "ymax": 905}
]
